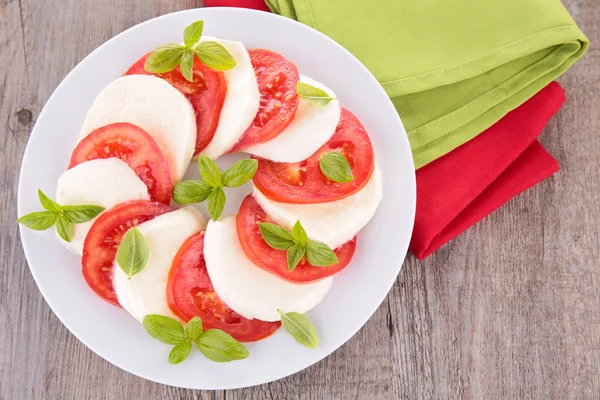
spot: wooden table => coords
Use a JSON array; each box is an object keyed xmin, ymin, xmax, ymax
[{"xmin": 1, "ymin": 1, "xmax": 598, "ymax": 398}]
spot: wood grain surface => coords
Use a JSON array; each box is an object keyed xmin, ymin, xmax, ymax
[{"xmin": 1, "ymin": 0, "xmax": 598, "ymax": 398}]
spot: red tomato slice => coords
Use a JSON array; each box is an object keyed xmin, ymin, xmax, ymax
[
  {"xmin": 125, "ymin": 53, "xmax": 227, "ymax": 155},
  {"xmin": 228, "ymin": 49, "xmax": 299, "ymax": 152},
  {"xmin": 82, "ymin": 201, "xmax": 172, "ymax": 306},
  {"xmin": 69, "ymin": 123, "xmax": 172, "ymax": 204},
  {"xmin": 252, "ymin": 108, "xmax": 375, "ymax": 204},
  {"xmin": 167, "ymin": 232, "xmax": 281, "ymax": 342},
  {"xmin": 237, "ymin": 195, "xmax": 357, "ymax": 283}
]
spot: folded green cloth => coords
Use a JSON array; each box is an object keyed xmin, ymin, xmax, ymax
[{"xmin": 266, "ymin": 0, "xmax": 588, "ymax": 168}]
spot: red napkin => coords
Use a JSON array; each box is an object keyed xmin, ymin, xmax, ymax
[{"xmin": 203, "ymin": 0, "xmax": 565, "ymax": 260}]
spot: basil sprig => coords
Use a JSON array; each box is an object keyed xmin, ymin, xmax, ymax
[
  {"xmin": 173, "ymin": 156, "xmax": 258, "ymax": 221},
  {"xmin": 116, "ymin": 227, "xmax": 150, "ymax": 279},
  {"xmin": 258, "ymin": 220, "xmax": 338, "ymax": 271},
  {"xmin": 143, "ymin": 315, "xmax": 249, "ymax": 364},
  {"xmin": 319, "ymin": 152, "xmax": 354, "ymax": 183},
  {"xmin": 144, "ymin": 20, "xmax": 237, "ymax": 82},
  {"xmin": 17, "ymin": 189, "xmax": 104, "ymax": 242},
  {"xmin": 278, "ymin": 310, "xmax": 319, "ymax": 349},
  {"xmin": 296, "ymin": 82, "xmax": 337, "ymax": 106}
]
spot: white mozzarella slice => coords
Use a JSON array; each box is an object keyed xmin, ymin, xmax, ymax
[
  {"xmin": 200, "ymin": 37, "xmax": 260, "ymax": 159},
  {"xmin": 80, "ymin": 75, "xmax": 196, "ymax": 183},
  {"xmin": 203, "ymin": 215, "xmax": 332, "ymax": 322},
  {"xmin": 112, "ymin": 207, "xmax": 206, "ymax": 322},
  {"xmin": 244, "ymin": 75, "xmax": 340, "ymax": 162},
  {"xmin": 253, "ymin": 165, "xmax": 382, "ymax": 250},
  {"xmin": 56, "ymin": 158, "xmax": 150, "ymax": 255}
]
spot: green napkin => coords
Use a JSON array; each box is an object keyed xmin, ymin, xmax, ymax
[{"xmin": 266, "ymin": 0, "xmax": 588, "ymax": 168}]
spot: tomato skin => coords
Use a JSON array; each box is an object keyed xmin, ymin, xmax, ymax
[
  {"xmin": 82, "ymin": 201, "xmax": 172, "ymax": 306},
  {"xmin": 69, "ymin": 123, "xmax": 172, "ymax": 204},
  {"xmin": 229, "ymin": 49, "xmax": 299, "ymax": 152},
  {"xmin": 167, "ymin": 232, "xmax": 281, "ymax": 342},
  {"xmin": 237, "ymin": 195, "xmax": 357, "ymax": 283},
  {"xmin": 252, "ymin": 108, "xmax": 375, "ymax": 204},
  {"xmin": 125, "ymin": 53, "xmax": 227, "ymax": 155}
]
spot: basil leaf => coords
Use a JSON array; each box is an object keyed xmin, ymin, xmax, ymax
[
  {"xmin": 278, "ymin": 310, "xmax": 318, "ymax": 349},
  {"xmin": 55, "ymin": 215, "xmax": 72, "ymax": 242},
  {"xmin": 143, "ymin": 314, "xmax": 187, "ymax": 345},
  {"xmin": 319, "ymin": 152, "xmax": 354, "ymax": 183},
  {"xmin": 196, "ymin": 329, "xmax": 249, "ymax": 362},
  {"xmin": 258, "ymin": 222, "xmax": 294, "ymax": 250},
  {"xmin": 38, "ymin": 189, "xmax": 60, "ymax": 212},
  {"xmin": 197, "ymin": 154, "xmax": 223, "ymax": 187},
  {"xmin": 287, "ymin": 243, "xmax": 305, "ymax": 271},
  {"xmin": 185, "ymin": 316, "xmax": 203, "ymax": 341},
  {"xmin": 172, "ymin": 180, "xmax": 212, "ymax": 204},
  {"xmin": 168, "ymin": 341, "xmax": 193, "ymax": 365},
  {"xmin": 183, "ymin": 20, "xmax": 204, "ymax": 48},
  {"xmin": 195, "ymin": 41, "xmax": 237, "ymax": 71},
  {"xmin": 144, "ymin": 44, "xmax": 187, "ymax": 74},
  {"xmin": 62, "ymin": 205, "xmax": 104, "ymax": 224},
  {"xmin": 207, "ymin": 189, "xmax": 226, "ymax": 221},
  {"xmin": 222, "ymin": 159, "xmax": 258, "ymax": 188},
  {"xmin": 305, "ymin": 240, "xmax": 338, "ymax": 266},
  {"xmin": 296, "ymin": 82, "xmax": 337, "ymax": 106},
  {"xmin": 291, "ymin": 220, "xmax": 308, "ymax": 244},
  {"xmin": 17, "ymin": 211, "xmax": 57, "ymax": 231},
  {"xmin": 180, "ymin": 49, "xmax": 195, "ymax": 82},
  {"xmin": 116, "ymin": 227, "xmax": 149, "ymax": 278}
]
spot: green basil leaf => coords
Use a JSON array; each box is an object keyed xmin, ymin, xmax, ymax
[
  {"xmin": 197, "ymin": 154, "xmax": 223, "ymax": 187},
  {"xmin": 62, "ymin": 205, "xmax": 104, "ymax": 224},
  {"xmin": 172, "ymin": 180, "xmax": 212, "ymax": 204},
  {"xmin": 305, "ymin": 240, "xmax": 338, "ymax": 266},
  {"xmin": 17, "ymin": 211, "xmax": 57, "ymax": 231},
  {"xmin": 168, "ymin": 341, "xmax": 193, "ymax": 365},
  {"xmin": 195, "ymin": 41, "xmax": 237, "ymax": 71},
  {"xmin": 144, "ymin": 44, "xmax": 187, "ymax": 74},
  {"xmin": 185, "ymin": 316, "xmax": 203, "ymax": 341},
  {"xmin": 296, "ymin": 82, "xmax": 337, "ymax": 106},
  {"xmin": 183, "ymin": 20, "xmax": 204, "ymax": 48},
  {"xmin": 38, "ymin": 189, "xmax": 61, "ymax": 212},
  {"xmin": 278, "ymin": 310, "xmax": 318, "ymax": 349},
  {"xmin": 287, "ymin": 243, "xmax": 305, "ymax": 272},
  {"xmin": 180, "ymin": 49, "xmax": 195, "ymax": 82},
  {"xmin": 319, "ymin": 152, "xmax": 354, "ymax": 183},
  {"xmin": 196, "ymin": 329, "xmax": 249, "ymax": 362},
  {"xmin": 222, "ymin": 159, "xmax": 258, "ymax": 188},
  {"xmin": 291, "ymin": 220, "xmax": 308, "ymax": 244},
  {"xmin": 207, "ymin": 189, "xmax": 226, "ymax": 221},
  {"xmin": 143, "ymin": 314, "xmax": 187, "ymax": 345},
  {"xmin": 258, "ymin": 222, "xmax": 294, "ymax": 250},
  {"xmin": 116, "ymin": 227, "xmax": 150, "ymax": 278},
  {"xmin": 55, "ymin": 215, "xmax": 72, "ymax": 242}
]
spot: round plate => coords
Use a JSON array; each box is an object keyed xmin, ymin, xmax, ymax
[{"xmin": 18, "ymin": 7, "xmax": 416, "ymax": 390}]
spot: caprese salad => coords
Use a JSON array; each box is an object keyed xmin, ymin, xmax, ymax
[{"xmin": 18, "ymin": 20, "xmax": 382, "ymax": 364}]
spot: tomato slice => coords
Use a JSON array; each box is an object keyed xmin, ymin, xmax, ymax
[
  {"xmin": 237, "ymin": 195, "xmax": 357, "ymax": 283},
  {"xmin": 125, "ymin": 53, "xmax": 227, "ymax": 155},
  {"xmin": 167, "ymin": 232, "xmax": 281, "ymax": 342},
  {"xmin": 82, "ymin": 201, "xmax": 172, "ymax": 306},
  {"xmin": 252, "ymin": 108, "xmax": 375, "ymax": 204},
  {"xmin": 229, "ymin": 49, "xmax": 299, "ymax": 152},
  {"xmin": 69, "ymin": 123, "xmax": 172, "ymax": 204}
]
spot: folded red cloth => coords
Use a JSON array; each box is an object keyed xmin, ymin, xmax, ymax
[{"xmin": 202, "ymin": 0, "xmax": 565, "ymax": 260}]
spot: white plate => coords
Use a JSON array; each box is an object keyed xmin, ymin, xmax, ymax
[{"xmin": 18, "ymin": 7, "xmax": 416, "ymax": 390}]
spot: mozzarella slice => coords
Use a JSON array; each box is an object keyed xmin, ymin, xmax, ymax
[
  {"xmin": 112, "ymin": 207, "xmax": 206, "ymax": 322},
  {"xmin": 204, "ymin": 215, "xmax": 332, "ymax": 322},
  {"xmin": 244, "ymin": 75, "xmax": 340, "ymax": 162},
  {"xmin": 253, "ymin": 165, "xmax": 382, "ymax": 250},
  {"xmin": 200, "ymin": 37, "xmax": 260, "ymax": 159},
  {"xmin": 56, "ymin": 158, "xmax": 150, "ymax": 255},
  {"xmin": 80, "ymin": 75, "xmax": 196, "ymax": 183}
]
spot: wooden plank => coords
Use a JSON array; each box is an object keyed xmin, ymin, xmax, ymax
[{"xmin": 0, "ymin": 0, "xmax": 598, "ymax": 398}]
